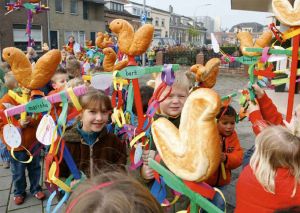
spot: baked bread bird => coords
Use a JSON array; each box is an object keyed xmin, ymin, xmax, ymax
[
  {"xmin": 272, "ymin": 0, "xmax": 300, "ymax": 26},
  {"xmin": 96, "ymin": 32, "xmax": 114, "ymax": 49},
  {"xmin": 2, "ymin": 47, "xmax": 61, "ymax": 89},
  {"xmin": 190, "ymin": 58, "xmax": 221, "ymax": 88},
  {"xmin": 237, "ymin": 31, "xmax": 273, "ymax": 56},
  {"xmin": 151, "ymin": 88, "xmax": 221, "ymax": 181},
  {"xmin": 103, "ymin": 47, "xmax": 128, "ymax": 72},
  {"xmin": 109, "ymin": 19, "xmax": 154, "ymax": 56}
]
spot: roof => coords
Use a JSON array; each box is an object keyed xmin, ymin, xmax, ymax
[
  {"xmin": 127, "ymin": 0, "xmax": 169, "ymax": 14},
  {"xmin": 104, "ymin": 7, "xmax": 153, "ymax": 20},
  {"xmin": 229, "ymin": 22, "xmax": 264, "ymax": 32}
]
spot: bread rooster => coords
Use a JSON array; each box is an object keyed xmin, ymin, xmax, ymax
[
  {"xmin": 151, "ymin": 88, "xmax": 221, "ymax": 181},
  {"xmin": 237, "ymin": 31, "xmax": 273, "ymax": 56},
  {"xmin": 190, "ymin": 58, "xmax": 221, "ymax": 88},
  {"xmin": 2, "ymin": 47, "xmax": 61, "ymax": 89},
  {"xmin": 96, "ymin": 32, "xmax": 114, "ymax": 49},
  {"xmin": 103, "ymin": 47, "xmax": 128, "ymax": 72},
  {"xmin": 109, "ymin": 19, "xmax": 154, "ymax": 56},
  {"xmin": 272, "ymin": 0, "xmax": 300, "ymax": 26}
]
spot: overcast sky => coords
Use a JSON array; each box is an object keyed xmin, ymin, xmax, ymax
[{"xmin": 131, "ymin": 0, "xmax": 273, "ymax": 30}]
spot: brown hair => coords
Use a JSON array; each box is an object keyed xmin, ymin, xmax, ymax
[
  {"xmin": 65, "ymin": 171, "xmax": 163, "ymax": 213},
  {"xmin": 66, "ymin": 59, "xmax": 81, "ymax": 78},
  {"xmin": 79, "ymin": 87, "xmax": 112, "ymax": 113}
]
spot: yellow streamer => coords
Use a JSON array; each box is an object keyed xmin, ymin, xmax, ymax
[
  {"xmin": 67, "ymin": 88, "xmax": 82, "ymax": 111},
  {"xmin": 48, "ymin": 162, "xmax": 71, "ymax": 192},
  {"xmin": 10, "ymin": 147, "xmax": 33, "ymax": 164},
  {"xmin": 130, "ymin": 132, "xmax": 146, "ymax": 148}
]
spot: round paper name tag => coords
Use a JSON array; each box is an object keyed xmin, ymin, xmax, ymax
[
  {"xmin": 91, "ymin": 74, "xmax": 113, "ymax": 90},
  {"xmin": 134, "ymin": 143, "xmax": 143, "ymax": 164},
  {"xmin": 36, "ymin": 115, "xmax": 57, "ymax": 146},
  {"xmin": 3, "ymin": 124, "xmax": 21, "ymax": 148}
]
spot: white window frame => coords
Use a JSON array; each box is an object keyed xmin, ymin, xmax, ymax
[
  {"xmin": 70, "ymin": 0, "xmax": 78, "ymax": 15},
  {"xmin": 55, "ymin": 0, "xmax": 64, "ymax": 13}
]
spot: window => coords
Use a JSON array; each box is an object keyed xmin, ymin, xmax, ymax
[
  {"xmin": 90, "ymin": 32, "xmax": 96, "ymax": 46},
  {"xmin": 70, "ymin": 0, "xmax": 78, "ymax": 14},
  {"xmin": 161, "ymin": 19, "xmax": 165, "ymax": 27},
  {"xmin": 133, "ymin": 8, "xmax": 137, "ymax": 15},
  {"xmin": 55, "ymin": 0, "xmax": 63, "ymax": 12},
  {"xmin": 147, "ymin": 12, "xmax": 150, "ymax": 17},
  {"xmin": 83, "ymin": 1, "xmax": 88, "ymax": 19},
  {"xmin": 13, "ymin": 24, "xmax": 42, "ymax": 51},
  {"xmin": 64, "ymin": 31, "xmax": 85, "ymax": 46},
  {"xmin": 5, "ymin": 0, "xmax": 16, "ymax": 3},
  {"xmin": 165, "ymin": 31, "xmax": 168, "ymax": 37},
  {"xmin": 155, "ymin": 18, "xmax": 159, "ymax": 26}
]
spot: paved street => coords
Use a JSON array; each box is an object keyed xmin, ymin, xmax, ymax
[{"xmin": 0, "ymin": 71, "xmax": 254, "ymax": 213}]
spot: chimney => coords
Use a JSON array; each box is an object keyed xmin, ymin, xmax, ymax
[{"xmin": 169, "ymin": 5, "xmax": 173, "ymax": 13}]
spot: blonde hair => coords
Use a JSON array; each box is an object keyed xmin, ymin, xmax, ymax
[
  {"xmin": 67, "ymin": 77, "xmax": 84, "ymax": 88},
  {"xmin": 154, "ymin": 71, "xmax": 191, "ymax": 92},
  {"xmin": 250, "ymin": 124, "xmax": 300, "ymax": 197},
  {"xmin": 66, "ymin": 171, "xmax": 163, "ymax": 213}
]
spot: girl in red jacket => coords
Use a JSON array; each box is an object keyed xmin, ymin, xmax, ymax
[{"xmin": 236, "ymin": 123, "xmax": 300, "ymax": 212}]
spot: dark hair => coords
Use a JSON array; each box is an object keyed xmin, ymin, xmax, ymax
[
  {"xmin": 132, "ymin": 86, "xmax": 154, "ymax": 114},
  {"xmin": 65, "ymin": 171, "xmax": 163, "ymax": 213},
  {"xmin": 216, "ymin": 105, "xmax": 237, "ymax": 120}
]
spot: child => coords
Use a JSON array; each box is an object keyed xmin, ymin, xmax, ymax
[
  {"xmin": 0, "ymin": 87, "xmax": 45, "ymax": 204},
  {"xmin": 204, "ymin": 105, "xmax": 243, "ymax": 211},
  {"xmin": 48, "ymin": 67, "xmax": 69, "ymax": 95},
  {"xmin": 65, "ymin": 171, "xmax": 163, "ymax": 213},
  {"xmin": 0, "ymin": 72, "xmax": 18, "ymax": 169},
  {"xmin": 141, "ymin": 71, "xmax": 190, "ymax": 212},
  {"xmin": 235, "ymin": 124, "xmax": 300, "ymax": 212},
  {"xmin": 147, "ymin": 48, "xmax": 156, "ymax": 66},
  {"xmin": 243, "ymin": 84, "xmax": 285, "ymax": 166},
  {"xmin": 60, "ymin": 88, "xmax": 127, "ymax": 178},
  {"xmin": 66, "ymin": 58, "xmax": 82, "ymax": 79}
]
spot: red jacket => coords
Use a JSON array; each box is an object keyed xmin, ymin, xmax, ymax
[
  {"xmin": 249, "ymin": 92, "xmax": 284, "ymax": 135},
  {"xmin": 205, "ymin": 131, "xmax": 243, "ymax": 187},
  {"xmin": 236, "ymin": 165, "xmax": 300, "ymax": 213}
]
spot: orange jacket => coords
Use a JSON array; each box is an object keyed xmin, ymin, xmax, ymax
[
  {"xmin": 0, "ymin": 94, "xmax": 40, "ymax": 151},
  {"xmin": 205, "ymin": 131, "xmax": 243, "ymax": 187},
  {"xmin": 249, "ymin": 93, "xmax": 284, "ymax": 135}
]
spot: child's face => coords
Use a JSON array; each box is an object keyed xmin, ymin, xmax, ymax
[
  {"xmin": 217, "ymin": 115, "xmax": 236, "ymax": 137},
  {"xmin": 81, "ymin": 108, "xmax": 110, "ymax": 132},
  {"xmin": 159, "ymin": 85, "xmax": 188, "ymax": 118},
  {"xmin": 52, "ymin": 73, "xmax": 68, "ymax": 90}
]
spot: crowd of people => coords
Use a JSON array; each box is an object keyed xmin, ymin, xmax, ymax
[{"xmin": 0, "ymin": 34, "xmax": 299, "ymax": 213}]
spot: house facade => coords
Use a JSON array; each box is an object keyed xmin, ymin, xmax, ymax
[
  {"xmin": 105, "ymin": 0, "xmax": 150, "ymax": 31},
  {"xmin": 48, "ymin": 0, "xmax": 106, "ymax": 49},
  {"xmin": 0, "ymin": 0, "xmax": 49, "ymax": 53}
]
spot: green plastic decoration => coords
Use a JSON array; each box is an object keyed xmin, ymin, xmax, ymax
[
  {"xmin": 235, "ymin": 56, "xmax": 259, "ymax": 65},
  {"xmin": 25, "ymin": 98, "xmax": 51, "ymax": 113},
  {"xmin": 148, "ymin": 159, "xmax": 223, "ymax": 213},
  {"xmin": 117, "ymin": 64, "xmax": 180, "ymax": 79},
  {"xmin": 244, "ymin": 47, "xmax": 300, "ymax": 56}
]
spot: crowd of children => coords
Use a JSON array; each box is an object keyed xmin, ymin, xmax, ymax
[{"xmin": 0, "ymin": 35, "xmax": 299, "ymax": 213}]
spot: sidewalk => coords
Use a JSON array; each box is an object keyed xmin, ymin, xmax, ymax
[{"xmin": 0, "ymin": 158, "xmax": 60, "ymax": 213}]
